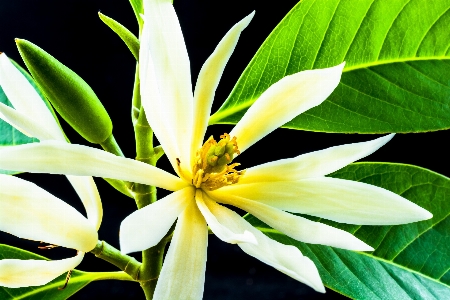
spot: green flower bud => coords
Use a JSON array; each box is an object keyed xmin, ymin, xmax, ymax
[{"xmin": 16, "ymin": 39, "xmax": 112, "ymax": 144}]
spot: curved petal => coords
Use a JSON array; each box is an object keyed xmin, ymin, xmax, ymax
[
  {"xmin": 210, "ymin": 192, "xmax": 372, "ymax": 251},
  {"xmin": 0, "ymin": 53, "xmax": 64, "ymax": 141},
  {"xmin": 204, "ymin": 200, "xmax": 325, "ymax": 293},
  {"xmin": 196, "ymin": 190, "xmax": 256, "ymax": 244},
  {"xmin": 153, "ymin": 201, "xmax": 208, "ymax": 300},
  {"xmin": 217, "ymin": 177, "xmax": 432, "ymax": 225},
  {"xmin": 66, "ymin": 175, "xmax": 102, "ymax": 231},
  {"xmin": 190, "ymin": 12, "xmax": 255, "ymax": 166},
  {"xmin": 0, "ymin": 103, "xmax": 53, "ymax": 140},
  {"xmin": 141, "ymin": 0, "xmax": 193, "ymax": 176},
  {"xmin": 230, "ymin": 63, "xmax": 345, "ymax": 153},
  {"xmin": 0, "ymin": 175, "xmax": 97, "ymax": 252},
  {"xmin": 0, "ymin": 253, "xmax": 84, "ymax": 288},
  {"xmin": 0, "ymin": 141, "xmax": 188, "ymax": 191},
  {"xmin": 120, "ymin": 187, "xmax": 194, "ymax": 254},
  {"xmin": 239, "ymin": 134, "xmax": 395, "ymax": 184}
]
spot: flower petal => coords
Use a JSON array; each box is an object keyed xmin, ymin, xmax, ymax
[
  {"xmin": 120, "ymin": 187, "xmax": 194, "ymax": 254},
  {"xmin": 210, "ymin": 192, "xmax": 372, "ymax": 251},
  {"xmin": 218, "ymin": 177, "xmax": 433, "ymax": 225},
  {"xmin": 195, "ymin": 190, "xmax": 257, "ymax": 244},
  {"xmin": 141, "ymin": 0, "xmax": 193, "ymax": 176},
  {"xmin": 0, "ymin": 53, "xmax": 64, "ymax": 141},
  {"xmin": 153, "ymin": 201, "xmax": 208, "ymax": 300},
  {"xmin": 190, "ymin": 12, "xmax": 255, "ymax": 166},
  {"xmin": 239, "ymin": 134, "xmax": 395, "ymax": 184},
  {"xmin": 0, "ymin": 141, "xmax": 187, "ymax": 191},
  {"xmin": 203, "ymin": 199, "xmax": 325, "ymax": 293},
  {"xmin": 0, "ymin": 175, "xmax": 97, "ymax": 252},
  {"xmin": 66, "ymin": 175, "xmax": 102, "ymax": 231},
  {"xmin": 0, "ymin": 103, "xmax": 52, "ymax": 139},
  {"xmin": 0, "ymin": 253, "xmax": 84, "ymax": 288},
  {"xmin": 230, "ymin": 63, "xmax": 345, "ymax": 153}
]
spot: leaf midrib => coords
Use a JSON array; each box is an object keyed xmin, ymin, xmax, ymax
[
  {"xmin": 255, "ymin": 226, "xmax": 450, "ymax": 290},
  {"xmin": 209, "ymin": 55, "xmax": 450, "ymax": 125}
]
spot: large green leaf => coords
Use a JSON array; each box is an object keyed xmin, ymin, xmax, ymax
[
  {"xmin": 245, "ymin": 163, "xmax": 450, "ymax": 298},
  {"xmin": 0, "ymin": 244, "xmax": 132, "ymax": 299},
  {"xmin": 210, "ymin": 0, "xmax": 450, "ymax": 133}
]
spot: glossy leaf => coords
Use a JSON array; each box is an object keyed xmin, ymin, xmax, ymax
[
  {"xmin": 0, "ymin": 244, "xmax": 132, "ymax": 299},
  {"xmin": 245, "ymin": 163, "xmax": 450, "ymax": 298},
  {"xmin": 210, "ymin": 0, "xmax": 450, "ymax": 133}
]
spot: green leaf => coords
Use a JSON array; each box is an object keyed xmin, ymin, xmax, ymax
[
  {"xmin": 99, "ymin": 12, "xmax": 140, "ymax": 60},
  {"xmin": 245, "ymin": 163, "xmax": 450, "ymax": 298},
  {"xmin": 129, "ymin": 0, "xmax": 144, "ymax": 29},
  {"xmin": 210, "ymin": 0, "xmax": 450, "ymax": 133},
  {"xmin": 0, "ymin": 244, "xmax": 132, "ymax": 299}
]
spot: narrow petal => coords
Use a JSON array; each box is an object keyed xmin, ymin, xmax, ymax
[
  {"xmin": 153, "ymin": 201, "xmax": 208, "ymax": 300},
  {"xmin": 230, "ymin": 63, "xmax": 345, "ymax": 153},
  {"xmin": 0, "ymin": 175, "xmax": 97, "ymax": 252},
  {"xmin": 204, "ymin": 200, "xmax": 325, "ymax": 293},
  {"xmin": 141, "ymin": 0, "xmax": 193, "ymax": 176},
  {"xmin": 190, "ymin": 12, "xmax": 255, "ymax": 166},
  {"xmin": 120, "ymin": 187, "xmax": 194, "ymax": 254},
  {"xmin": 0, "ymin": 141, "xmax": 188, "ymax": 191},
  {"xmin": 0, "ymin": 253, "xmax": 83, "ymax": 288},
  {"xmin": 239, "ymin": 134, "xmax": 395, "ymax": 184},
  {"xmin": 66, "ymin": 175, "xmax": 103, "ymax": 231},
  {"xmin": 0, "ymin": 103, "xmax": 52, "ymax": 139},
  {"xmin": 210, "ymin": 192, "xmax": 372, "ymax": 251},
  {"xmin": 0, "ymin": 53, "xmax": 64, "ymax": 141},
  {"xmin": 217, "ymin": 177, "xmax": 433, "ymax": 225},
  {"xmin": 196, "ymin": 190, "xmax": 256, "ymax": 244}
]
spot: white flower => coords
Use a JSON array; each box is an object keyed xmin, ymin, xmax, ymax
[
  {"xmin": 0, "ymin": 53, "xmax": 102, "ymax": 287},
  {"xmin": 0, "ymin": 174, "xmax": 97, "ymax": 288},
  {"xmin": 0, "ymin": 0, "xmax": 432, "ymax": 297},
  {"xmin": 0, "ymin": 53, "xmax": 102, "ymax": 230}
]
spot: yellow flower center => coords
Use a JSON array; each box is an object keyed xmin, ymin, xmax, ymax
[{"xmin": 192, "ymin": 133, "xmax": 245, "ymax": 191}]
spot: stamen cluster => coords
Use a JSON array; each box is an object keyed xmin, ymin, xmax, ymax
[{"xmin": 192, "ymin": 133, "xmax": 245, "ymax": 190}]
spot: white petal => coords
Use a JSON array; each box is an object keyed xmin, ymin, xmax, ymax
[
  {"xmin": 218, "ymin": 177, "xmax": 433, "ymax": 225},
  {"xmin": 141, "ymin": 0, "xmax": 193, "ymax": 176},
  {"xmin": 210, "ymin": 192, "xmax": 372, "ymax": 251},
  {"xmin": 230, "ymin": 63, "xmax": 345, "ymax": 153},
  {"xmin": 195, "ymin": 190, "xmax": 256, "ymax": 244},
  {"xmin": 203, "ymin": 199, "xmax": 325, "ymax": 293},
  {"xmin": 0, "ymin": 53, "xmax": 64, "ymax": 141},
  {"xmin": 0, "ymin": 141, "xmax": 188, "ymax": 192},
  {"xmin": 153, "ymin": 201, "xmax": 208, "ymax": 300},
  {"xmin": 0, "ymin": 103, "xmax": 48, "ymax": 139},
  {"xmin": 190, "ymin": 12, "xmax": 255, "ymax": 166},
  {"xmin": 239, "ymin": 134, "xmax": 395, "ymax": 184},
  {"xmin": 66, "ymin": 175, "xmax": 103, "ymax": 231},
  {"xmin": 0, "ymin": 175, "xmax": 97, "ymax": 252},
  {"xmin": 0, "ymin": 253, "xmax": 84, "ymax": 288},
  {"xmin": 120, "ymin": 187, "xmax": 194, "ymax": 254}
]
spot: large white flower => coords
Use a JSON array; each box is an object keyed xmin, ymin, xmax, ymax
[
  {"xmin": 0, "ymin": 174, "xmax": 97, "ymax": 288},
  {"xmin": 0, "ymin": 0, "xmax": 432, "ymax": 297}
]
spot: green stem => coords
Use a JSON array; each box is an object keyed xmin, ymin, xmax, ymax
[
  {"xmin": 91, "ymin": 271, "xmax": 135, "ymax": 282},
  {"xmin": 100, "ymin": 133, "xmax": 124, "ymax": 157},
  {"xmin": 90, "ymin": 240, "xmax": 141, "ymax": 280}
]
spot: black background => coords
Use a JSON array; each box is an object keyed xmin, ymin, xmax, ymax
[{"xmin": 0, "ymin": 0, "xmax": 447, "ymax": 299}]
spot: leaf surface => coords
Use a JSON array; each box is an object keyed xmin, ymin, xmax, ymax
[
  {"xmin": 245, "ymin": 163, "xmax": 450, "ymax": 298},
  {"xmin": 210, "ymin": 0, "xmax": 450, "ymax": 133}
]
